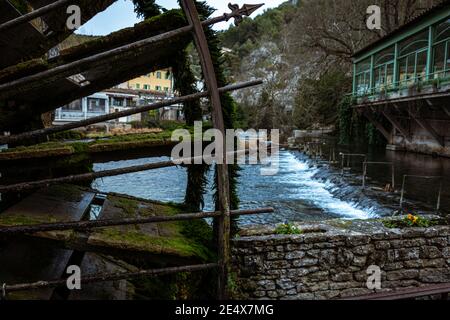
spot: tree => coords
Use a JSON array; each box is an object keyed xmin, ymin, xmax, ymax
[
  {"xmin": 291, "ymin": 0, "xmax": 440, "ymax": 64},
  {"xmin": 293, "ymin": 69, "xmax": 351, "ymax": 129}
]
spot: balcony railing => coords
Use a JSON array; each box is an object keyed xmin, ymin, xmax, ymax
[{"xmin": 353, "ymin": 69, "xmax": 450, "ymax": 100}]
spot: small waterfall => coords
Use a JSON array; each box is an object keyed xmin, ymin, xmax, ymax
[{"xmin": 92, "ymin": 150, "xmax": 383, "ymax": 226}]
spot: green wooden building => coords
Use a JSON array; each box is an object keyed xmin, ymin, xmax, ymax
[{"xmin": 352, "ymin": 1, "xmax": 450, "ymax": 156}]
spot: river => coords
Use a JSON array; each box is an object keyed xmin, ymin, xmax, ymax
[{"xmin": 92, "ymin": 144, "xmax": 450, "ymax": 226}]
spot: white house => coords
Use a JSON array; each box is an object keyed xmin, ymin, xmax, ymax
[
  {"xmin": 54, "ymin": 93, "xmax": 110, "ymax": 124},
  {"xmin": 54, "ymin": 88, "xmax": 184, "ymax": 126}
]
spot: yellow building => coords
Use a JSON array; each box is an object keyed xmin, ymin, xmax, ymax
[{"xmin": 125, "ymin": 68, "xmax": 173, "ymax": 94}]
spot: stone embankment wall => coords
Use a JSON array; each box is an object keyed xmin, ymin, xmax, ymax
[{"xmin": 232, "ymin": 220, "xmax": 450, "ymax": 300}]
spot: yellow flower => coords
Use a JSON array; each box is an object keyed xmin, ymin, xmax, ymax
[
  {"xmin": 412, "ymin": 216, "xmax": 419, "ymax": 224},
  {"xmin": 407, "ymin": 214, "xmax": 414, "ymax": 221}
]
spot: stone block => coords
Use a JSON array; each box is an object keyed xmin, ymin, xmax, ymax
[
  {"xmin": 331, "ymin": 273, "xmax": 353, "ymax": 282},
  {"xmin": 314, "ymin": 290, "xmax": 341, "ymax": 300},
  {"xmin": 288, "ymin": 267, "xmax": 320, "ymax": 279},
  {"xmin": 307, "ymin": 271, "xmax": 329, "ymax": 282},
  {"xmin": 257, "ymin": 279, "xmax": 276, "ymax": 291},
  {"xmin": 383, "ymin": 262, "xmax": 404, "ymax": 271},
  {"xmin": 390, "ymin": 239, "xmax": 426, "ymax": 248},
  {"xmin": 422, "ymin": 258, "xmax": 447, "ymax": 268},
  {"xmin": 290, "ymin": 293, "xmax": 315, "ymax": 300},
  {"xmin": 285, "ymin": 251, "xmax": 305, "ymax": 260},
  {"xmin": 374, "ymin": 241, "xmax": 391, "ymax": 250},
  {"xmin": 346, "ymin": 235, "xmax": 370, "ymax": 246},
  {"xmin": 340, "ymin": 288, "xmax": 372, "ymax": 298},
  {"xmin": 329, "ymin": 281, "xmax": 363, "ymax": 290},
  {"xmin": 427, "ymin": 237, "xmax": 448, "ymax": 247},
  {"xmin": 388, "ymin": 248, "xmax": 420, "ymax": 261},
  {"xmin": 420, "ymin": 246, "xmax": 442, "ymax": 259},
  {"xmin": 352, "ymin": 256, "xmax": 367, "ymax": 267},
  {"xmin": 264, "ymin": 260, "xmax": 290, "ymax": 270},
  {"xmin": 337, "ymin": 248, "xmax": 354, "ymax": 266},
  {"xmin": 353, "ymin": 244, "xmax": 375, "ymax": 255},
  {"xmin": 419, "ymin": 268, "xmax": 450, "ymax": 283},
  {"xmin": 267, "ymin": 251, "xmax": 285, "ymax": 260},
  {"xmin": 276, "ymin": 278, "xmax": 296, "ymax": 290},
  {"xmin": 443, "ymin": 247, "xmax": 450, "ymax": 258},
  {"xmin": 386, "ymin": 269, "xmax": 419, "ymax": 281},
  {"xmin": 253, "ymin": 291, "xmax": 266, "ymax": 298},
  {"xmin": 318, "ymin": 250, "xmax": 337, "ymax": 267},
  {"xmin": 308, "ymin": 282, "xmax": 330, "ymax": 292},
  {"xmin": 292, "ymin": 258, "xmax": 318, "ymax": 267}
]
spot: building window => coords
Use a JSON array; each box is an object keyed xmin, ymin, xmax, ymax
[
  {"xmin": 433, "ymin": 19, "xmax": 450, "ymax": 78},
  {"xmin": 156, "ymin": 86, "xmax": 162, "ymax": 91},
  {"xmin": 112, "ymin": 98, "xmax": 124, "ymax": 107},
  {"xmin": 135, "ymin": 84, "xmax": 140, "ymax": 89},
  {"xmin": 144, "ymin": 84, "xmax": 150, "ymax": 90},
  {"xmin": 165, "ymin": 71, "xmax": 171, "ymax": 80},
  {"xmin": 397, "ymin": 30, "xmax": 429, "ymax": 86},
  {"xmin": 156, "ymin": 71, "xmax": 162, "ymax": 79},
  {"xmin": 62, "ymin": 99, "xmax": 82, "ymax": 112},
  {"xmin": 164, "ymin": 87, "xmax": 169, "ymax": 93},
  {"xmin": 373, "ymin": 46, "xmax": 395, "ymax": 91},
  {"xmin": 355, "ymin": 58, "xmax": 371, "ymax": 96},
  {"xmin": 436, "ymin": 19, "xmax": 450, "ymax": 43},
  {"xmin": 87, "ymin": 98, "xmax": 106, "ymax": 113}
]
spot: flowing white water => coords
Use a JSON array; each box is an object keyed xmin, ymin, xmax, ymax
[
  {"xmin": 92, "ymin": 150, "xmax": 375, "ymax": 225},
  {"xmin": 271, "ymin": 151, "xmax": 374, "ymax": 219}
]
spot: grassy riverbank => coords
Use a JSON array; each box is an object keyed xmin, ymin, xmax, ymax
[{"xmin": 0, "ymin": 130, "xmax": 179, "ymax": 161}]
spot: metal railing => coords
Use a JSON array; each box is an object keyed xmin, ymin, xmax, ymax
[
  {"xmin": 362, "ymin": 161, "xmax": 395, "ymax": 190},
  {"xmin": 399, "ymin": 175, "xmax": 443, "ymax": 212},
  {"xmin": 353, "ymin": 69, "xmax": 450, "ymax": 99},
  {"xmin": 340, "ymin": 153, "xmax": 367, "ymax": 175}
]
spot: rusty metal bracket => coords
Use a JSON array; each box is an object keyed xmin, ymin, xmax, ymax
[{"xmin": 225, "ymin": 3, "xmax": 264, "ymax": 25}]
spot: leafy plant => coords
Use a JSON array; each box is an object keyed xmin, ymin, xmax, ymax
[
  {"xmin": 383, "ymin": 214, "xmax": 439, "ymax": 229},
  {"xmin": 275, "ymin": 223, "xmax": 303, "ymax": 235}
]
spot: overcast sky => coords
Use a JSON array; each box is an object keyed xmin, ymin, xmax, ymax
[{"xmin": 77, "ymin": 0, "xmax": 287, "ymax": 35}]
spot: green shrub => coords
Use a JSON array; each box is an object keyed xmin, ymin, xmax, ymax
[
  {"xmin": 275, "ymin": 223, "xmax": 303, "ymax": 235},
  {"xmin": 383, "ymin": 214, "xmax": 439, "ymax": 229}
]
